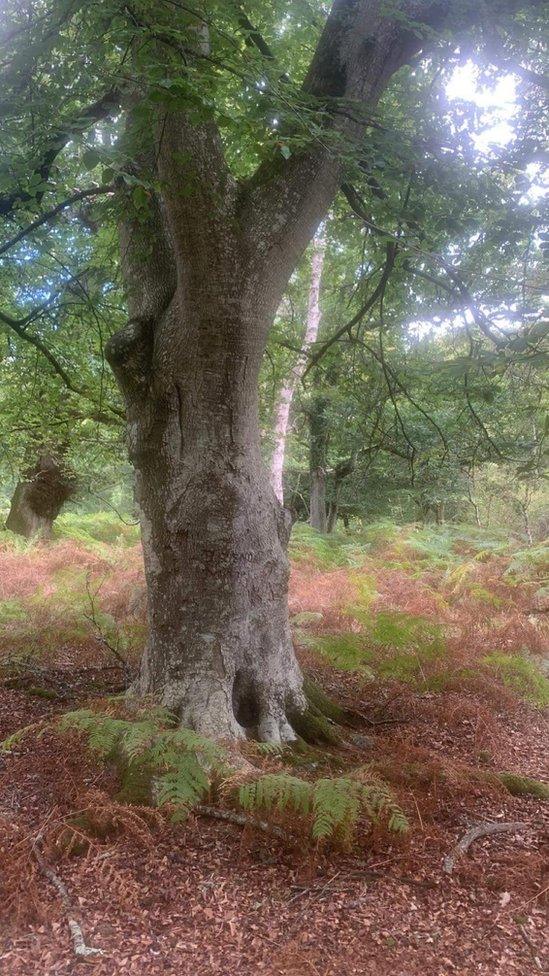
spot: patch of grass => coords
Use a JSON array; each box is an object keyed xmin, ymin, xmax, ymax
[
  {"xmin": 54, "ymin": 512, "xmax": 140, "ymax": 549},
  {"xmin": 371, "ymin": 611, "xmax": 442, "ymax": 649},
  {"xmin": 355, "ymin": 521, "xmax": 402, "ymax": 548},
  {"xmin": 467, "ymin": 585, "xmax": 503, "ymax": 606},
  {"xmin": 402, "ymin": 527, "xmax": 459, "ymax": 568},
  {"xmin": 497, "ymin": 771, "xmax": 549, "ymax": 800},
  {"xmin": 370, "ymin": 612, "xmax": 446, "ymax": 684},
  {"xmin": 311, "ymin": 611, "xmax": 447, "ymax": 687},
  {"xmin": 343, "ymin": 573, "xmax": 377, "ymax": 624},
  {"xmin": 0, "ymin": 598, "xmax": 27, "ymax": 623},
  {"xmin": 312, "ymin": 633, "xmax": 376, "ymax": 676},
  {"xmin": 289, "ymin": 524, "xmax": 371, "ymax": 569},
  {"xmin": 0, "ymin": 529, "xmax": 33, "ymax": 553},
  {"xmin": 483, "ymin": 653, "xmax": 549, "ymax": 707}
]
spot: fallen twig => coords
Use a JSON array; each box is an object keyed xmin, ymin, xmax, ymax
[
  {"xmin": 443, "ymin": 821, "xmax": 525, "ymax": 875},
  {"xmin": 355, "ymin": 709, "xmax": 408, "ymax": 727},
  {"xmin": 196, "ymin": 804, "xmax": 288, "ymax": 841},
  {"xmin": 286, "ymin": 870, "xmax": 342, "ymax": 906},
  {"xmin": 517, "ymin": 922, "xmax": 543, "ymax": 971},
  {"xmin": 32, "ymin": 835, "xmax": 102, "ymax": 958}
]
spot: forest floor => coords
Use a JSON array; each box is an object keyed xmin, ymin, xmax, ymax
[{"xmin": 0, "ymin": 517, "xmax": 547, "ymax": 976}]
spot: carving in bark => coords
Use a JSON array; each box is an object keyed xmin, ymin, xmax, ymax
[
  {"xmin": 6, "ymin": 452, "xmax": 76, "ymax": 539},
  {"xmin": 101, "ymin": 0, "xmax": 540, "ymax": 739}
]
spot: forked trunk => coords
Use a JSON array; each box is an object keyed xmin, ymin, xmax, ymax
[{"xmin": 107, "ymin": 0, "xmax": 460, "ymax": 739}]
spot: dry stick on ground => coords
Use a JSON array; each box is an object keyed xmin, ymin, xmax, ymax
[
  {"xmin": 516, "ymin": 922, "xmax": 544, "ymax": 971},
  {"xmin": 196, "ymin": 804, "xmax": 287, "ymax": 841},
  {"xmin": 443, "ymin": 821, "xmax": 525, "ymax": 875},
  {"xmin": 31, "ymin": 835, "xmax": 103, "ymax": 958}
]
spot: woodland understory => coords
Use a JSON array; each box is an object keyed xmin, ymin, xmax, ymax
[{"xmin": 0, "ymin": 517, "xmax": 547, "ymax": 976}]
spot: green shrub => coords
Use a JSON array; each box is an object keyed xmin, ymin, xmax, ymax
[
  {"xmin": 289, "ymin": 524, "xmax": 371, "ymax": 569},
  {"xmin": 506, "ymin": 543, "xmax": 549, "ymax": 582},
  {"xmin": 312, "ymin": 633, "xmax": 376, "ymax": 676}
]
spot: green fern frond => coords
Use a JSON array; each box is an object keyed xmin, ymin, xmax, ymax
[
  {"xmin": 255, "ymin": 741, "xmax": 287, "ymax": 755},
  {"xmin": 155, "ymin": 759, "xmax": 210, "ymax": 808},
  {"xmin": 312, "ymin": 777, "xmax": 361, "ymax": 840},
  {"xmin": 55, "ymin": 707, "xmax": 409, "ymax": 845},
  {"xmin": 57, "ymin": 709, "xmax": 128, "ymax": 757},
  {"xmin": 235, "ymin": 770, "xmax": 408, "ymax": 844},
  {"xmin": 58, "ymin": 707, "xmax": 228, "ymax": 817},
  {"xmin": 239, "ymin": 773, "xmax": 312, "ymax": 816}
]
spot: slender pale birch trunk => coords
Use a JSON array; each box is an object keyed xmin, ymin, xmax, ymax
[{"xmin": 270, "ymin": 228, "xmax": 327, "ymax": 505}]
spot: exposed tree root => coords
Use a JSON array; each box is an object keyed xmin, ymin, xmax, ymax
[
  {"xmin": 443, "ymin": 821, "xmax": 525, "ymax": 875},
  {"xmin": 32, "ymin": 836, "xmax": 103, "ymax": 958}
]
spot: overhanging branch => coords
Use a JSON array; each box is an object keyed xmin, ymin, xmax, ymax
[
  {"xmin": 0, "ymin": 184, "xmax": 115, "ymax": 257},
  {"xmin": 303, "ymin": 242, "xmax": 397, "ymax": 378}
]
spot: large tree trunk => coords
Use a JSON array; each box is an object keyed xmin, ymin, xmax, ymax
[
  {"xmin": 134, "ymin": 389, "xmax": 303, "ymax": 741},
  {"xmin": 326, "ymin": 455, "xmax": 357, "ymax": 533},
  {"xmin": 107, "ymin": 260, "xmax": 305, "ymax": 739},
  {"xmin": 310, "ymin": 467, "xmax": 328, "ymax": 534},
  {"xmin": 6, "ymin": 452, "xmax": 76, "ymax": 539},
  {"xmin": 270, "ymin": 229, "xmax": 326, "ymax": 504}
]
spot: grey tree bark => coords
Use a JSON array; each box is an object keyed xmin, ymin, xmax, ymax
[
  {"xmin": 104, "ymin": 0, "xmax": 537, "ymax": 739},
  {"xmin": 327, "ymin": 455, "xmax": 357, "ymax": 533}
]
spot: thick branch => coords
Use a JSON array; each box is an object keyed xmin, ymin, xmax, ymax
[
  {"xmin": 0, "ymin": 309, "xmax": 81, "ymax": 393},
  {"xmin": 32, "ymin": 835, "xmax": 102, "ymax": 958},
  {"xmin": 443, "ymin": 821, "xmax": 525, "ymax": 875},
  {"xmin": 239, "ymin": 0, "xmax": 545, "ymax": 292},
  {"xmin": 0, "ymin": 307, "xmax": 124, "ymax": 422}
]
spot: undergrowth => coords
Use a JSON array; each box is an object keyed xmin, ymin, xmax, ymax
[
  {"xmin": 482, "ymin": 653, "xmax": 549, "ymax": 708},
  {"xmin": 2, "ymin": 702, "xmax": 408, "ymax": 848},
  {"xmin": 0, "ymin": 513, "xmax": 547, "ymax": 918},
  {"xmin": 53, "ymin": 512, "xmax": 140, "ymax": 549}
]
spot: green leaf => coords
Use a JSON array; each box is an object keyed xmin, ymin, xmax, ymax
[
  {"xmin": 132, "ymin": 186, "xmax": 149, "ymax": 210},
  {"xmin": 82, "ymin": 148, "xmax": 102, "ymax": 170}
]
